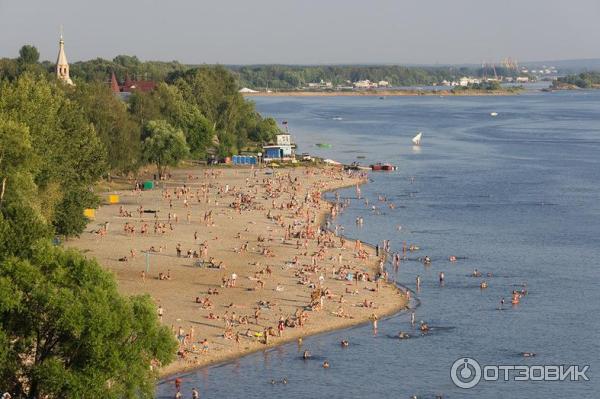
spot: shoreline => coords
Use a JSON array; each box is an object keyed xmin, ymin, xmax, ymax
[
  {"xmin": 157, "ymin": 169, "xmax": 408, "ymax": 379},
  {"xmin": 242, "ymin": 89, "xmax": 521, "ymax": 97},
  {"xmin": 67, "ymin": 165, "xmax": 408, "ymax": 381}
]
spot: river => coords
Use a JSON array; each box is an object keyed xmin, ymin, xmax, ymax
[{"xmin": 157, "ymin": 89, "xmax": 600, "ymax": 398}]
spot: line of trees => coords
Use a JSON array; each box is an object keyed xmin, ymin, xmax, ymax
[
  {"xmin": 552, "ymin": 72, "xmax": 600, "ymax": 89},
  {"xmin": 0, "ymin": 44, "xmax": 284, "ymax": 398}
]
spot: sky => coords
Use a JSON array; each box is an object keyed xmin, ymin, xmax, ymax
[{"xmin": 0, "ymin": 0, "xmax": 598, "ymax": 65}]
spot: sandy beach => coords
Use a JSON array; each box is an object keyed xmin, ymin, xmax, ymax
[{"xmin": 67, "ymin": 165, "xmax": 408, "ymax": 378}]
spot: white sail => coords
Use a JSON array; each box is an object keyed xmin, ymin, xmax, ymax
[{"xmin": 412, "ymin": 132, "xmax": 422, "ymax": 145}]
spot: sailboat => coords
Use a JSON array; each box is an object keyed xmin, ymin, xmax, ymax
[{"xmin": 412, "ymin": 132, "xmax": 422, "ymax": 146}]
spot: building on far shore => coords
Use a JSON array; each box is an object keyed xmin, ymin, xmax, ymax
[
  {"xmin": 459, "ymin": 77, "xmax": 482, "ymax": 87},
  {"xmin": 353, "ymin": 79, "xmax": 377, "ymax": 89},
  {"xmin": 56, "ymin": 34, "xmax": 73, "ymax": 85},
  {"xmin": 239, "ymin": 87, "xmax": 259, "ymax": 93}
]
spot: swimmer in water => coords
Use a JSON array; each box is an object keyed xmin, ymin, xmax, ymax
[
  {"xmin": 303, "ymin": 350, "xmax": 311, "ymax": 359},
  {"xmin": 416, "ymin": 275, "xmax": 421, "ymax": 290},
  {"xmin": 323, "ymin": 361, "xmax": 330, "ymax": 368},
  {"xmin": 341, "ymin": 340, "xmax": 349, "ymax": 347},
  {"xmin": 410, "ymin": 311, "xmax": 416, "ymax": 326},
  {"xmin": 439, "ymin": 271, "xmax": 445, "ymax": 285},
  {"xmin": 419, "ymin": 321, "xmax": 430, "ymax": 332}
]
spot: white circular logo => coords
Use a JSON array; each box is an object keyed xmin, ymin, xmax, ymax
[{"xmin": 451, "ymin": 357, "xmax": 482, "ymax": 389}]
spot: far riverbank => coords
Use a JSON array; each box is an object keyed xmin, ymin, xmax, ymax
[{"xmin": 242, "ymin": 88, "xmax": 522, "ymax": 97}]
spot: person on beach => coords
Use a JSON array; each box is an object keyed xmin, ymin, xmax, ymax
[{"xmin": 370, "ymin": 313, "xmax": 378, "ymax": 333}]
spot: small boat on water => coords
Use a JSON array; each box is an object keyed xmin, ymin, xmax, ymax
[
  {"xmin": 316, "ymin": 143, "xmax": 332, "ymax": 148},
  {"xmin": 370, "ymin": 163, "xmax": 396, "ymax": 171},
  {"xmin": 490, "ymin": 112, "xmax": 498, "ymax": 117},
  {"xmin": 412, "ymin": 132, "xmax": 422, "ymax": 146}
]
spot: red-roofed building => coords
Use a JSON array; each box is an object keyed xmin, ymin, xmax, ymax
[
  {"xmin": 121, "ymin": 74, "xmax": 156, "ymax": 93},
  {"xmin": 109, "ymin": 72, "xmax": 156, "ymax": 96}
]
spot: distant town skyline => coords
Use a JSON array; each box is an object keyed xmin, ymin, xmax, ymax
[{"xmin": 0, "ymin": 0, "xmax": 598, "ymax": 65}]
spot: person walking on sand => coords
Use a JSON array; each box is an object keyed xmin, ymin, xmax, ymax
[{"xmin": 158, "ymin": 305, "xmax": 164, "ymax": 322}]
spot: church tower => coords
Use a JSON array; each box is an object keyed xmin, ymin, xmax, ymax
[{"xmin": 56, "ymin": 32, "xmax": 73, "ymax": 85}]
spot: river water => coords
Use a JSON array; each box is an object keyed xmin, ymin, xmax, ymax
[{"xmin": 157, "ymin": 90, "xmax": 600, "ymax": 398}]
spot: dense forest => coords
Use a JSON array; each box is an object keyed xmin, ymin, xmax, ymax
[
  {"xmin": 552, "ymin": 72, "xmax": 600, "ymax": 89},
  {"xmin": 0, "ymin": 45, "xmax": 282, "ymax": 398}
]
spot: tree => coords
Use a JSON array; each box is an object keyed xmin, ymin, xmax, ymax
[
  {"xmin": 0, "ymin": 74, "xmax": 108, "ymax": 237},
  {"xmin": 69, "ymin": 82, "xmax": 141, "ymax": 173},
  {"xmin": 17, "ymin": 45, "xmax": 40, "ymax": 65},
  {"xmin": 0, "ymin": 119, "xmax": 35, "ymax": 208},
  {"xmin": 142, "ymin": 120, "xmax": 189, "ymax": 178},
  {"xmin": 0, "ymin": 243, "xmax": 177, "ymax": 398}
]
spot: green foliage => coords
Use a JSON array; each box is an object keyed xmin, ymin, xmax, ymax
[
  {"xmin": 0, "ymin": 243, "xmax": 177, "ymax": 398},
  {"xmin": 0, "ymin": 119, "xmax": 35, "ymax": 207},
  {"xmin": 142, "ymin": 120, "xmax": 189, "ymax": 177},
  {"xmin": 251, "ymin": 117, "xmax": 281, "ymax": 143},
  {"xmin": 553, "ymin": 72, "xmax": 600, "ymax": 88},
  {"xmin": 0, "ymin": 205, "xmax": 50, "ymax": 262},
  {"xmin": 0, "ymin": 74, "xmax": 107, "ymax": 237},
  {"xmin": 70, "ymin": 55, "xmax": 188, "ymax": 83},
  {"xmin": 130, "ymin": 83, "xmax": 214, "ymax": 157},
  {"xmin": 69, "ymin": 82, "xmax": 141, "ymax": 172},
  {"xmin": 52, "ymin": 186, "xmax": 100, "ymax": 237},
  {"xmin": 17, "ymin": 45, "xmax": 40, "ymax": 65}
]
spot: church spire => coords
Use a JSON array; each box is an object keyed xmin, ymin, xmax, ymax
[{"xmin": 56, "ymin": 28, "xmax": 73, "ymax": 85}]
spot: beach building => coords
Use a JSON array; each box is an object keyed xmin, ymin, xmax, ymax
[
  {"xmin": 263, "ymin": 133, "xmax": 296, "ymax": 161},
  {"xmin": 56, "ymin": 33, "xmax": 73, "ymax": 85}
]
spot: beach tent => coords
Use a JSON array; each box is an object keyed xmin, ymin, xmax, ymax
[{"xmin": 143, "ymin": 181, "xmax": 154, "ymax": 190}]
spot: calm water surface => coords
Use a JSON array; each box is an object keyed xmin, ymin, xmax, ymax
[{"xmin": 157, "ymin": 91, "xmax": 600, "ymax": 398}]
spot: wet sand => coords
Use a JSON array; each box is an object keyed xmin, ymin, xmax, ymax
[{"xmin": 67, "ymin": 166, "xmax": 408, "ymax": 377}]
